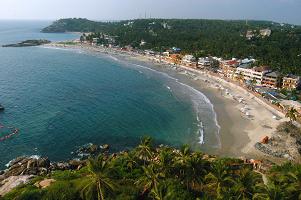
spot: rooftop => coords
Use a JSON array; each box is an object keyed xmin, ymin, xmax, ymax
[{"xmin": 265, "ymin": 71, "xmax": 281, "ymax": 78}]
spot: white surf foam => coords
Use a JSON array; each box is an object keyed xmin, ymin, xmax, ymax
[{"xmin": 132, "ymin": 63, "xmax": 221, "ymax": 149}]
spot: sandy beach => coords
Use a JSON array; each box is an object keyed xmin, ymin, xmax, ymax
[{"xmin": 44, "ymin": 43, "xmax": 288, "ymax": 161}]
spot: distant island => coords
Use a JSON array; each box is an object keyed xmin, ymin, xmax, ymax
[{"xmin": 2, "ymin": 39, "xmax": 51, "ymax": 47}]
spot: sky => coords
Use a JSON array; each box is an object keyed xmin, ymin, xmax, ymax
[{"xmin": 0, "ymin": 0, "xmax": 300, "ymax": 25}]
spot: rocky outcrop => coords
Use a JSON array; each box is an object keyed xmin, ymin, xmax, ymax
[
  {"xmin": 2, "ymin": 39, "xmax": 51, "ymax": 47},
  {"xmin": 0, "ymin": 175, "xmax": 34, "ymax": 197},
  {"xmin": 0, "ymin": 156, "xmax": 88, "ymax": 182},
  {"xmin": 74, "ymin": 143, "xmax": 109, "ymax": 159},
  {"xmin": 0, "ymin": 157, "xmax": 50, "ymax": 181},
  {"xmin": 255, "ymin": 122, "xmax": 301, "ymax": 162}
]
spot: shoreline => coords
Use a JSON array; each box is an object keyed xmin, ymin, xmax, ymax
[{"xmin": 43, "ymin": 43, "xmax": 288, "ymax": 162}]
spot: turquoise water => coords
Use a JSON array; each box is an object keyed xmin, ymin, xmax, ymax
[{"xmin": 0, "ymin": 21, "xmax": 219, "ymax": 167}]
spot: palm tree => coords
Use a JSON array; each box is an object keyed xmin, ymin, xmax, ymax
[
  {"xmin": 157, "ymin": 147, "xmax": 174, "ymax": 176},
  {"xmin": 253, "ymin": 183, "xmax": 285, "ymax": 200},
  {"xmin": 126, "ymin": 154, "xmax": 137, "ymax": 172},
  {"xmin": 182, "ymin": 153, "xmax": 207, "ymax": 190},
  {"xmin": 205, "ymin": 160, "xmax": 236, "ymax": 199},
  {"xmin": 233, "ymin": 169, "xmax": 264, "ymax": 199},
  {"xmin": 285, "ymin": 107, "xmax": 298, "ymax": 123},
  {"xmin": 250, "ymin": 77, "xmax": 257, "ymax": 89},
  {"xmin": 174, "ymin": 145, "xmax": 191, "ymax": 178},
  {"xmin": 81, "ymin": 155, "xmax": 115, "ymax": 200},
  {"xmin": 236, "ymin": 71, "xmax": 244, "ymax": 84},
  {"xmin": 135, "ymin": 164, "xmax": 165, "ymax": 196},
  {"xmin": 285, "ymin": 167, "xmax": 301, "ymax": 199},
  {"xmin": 135, "ymin": 136, "xmax": 154, "ymax": 165},
  {"xmin": 150, "ymin": 182, "xmax": 172, "ymax": 200}
]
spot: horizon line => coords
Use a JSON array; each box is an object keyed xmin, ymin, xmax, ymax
[{"xmin": 0, "ymin": 17, "xmax": 299, "ymax": 26}]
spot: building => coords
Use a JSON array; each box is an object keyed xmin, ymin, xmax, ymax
[
  {"xmin": 171, "ymin": 47, "xmax": 181, "ymax": 53},
  {"xmin": 246, "ymin": 30, "xmax": 255, "ymax": 40},
  {"xmin": 262, "ymin": 71, "xmax": 282, "ymax": 89},
  {"xmin": 197, "ymin": 57, "xmax": 212, "ymax": 68},
  {"xmin": 166, "ymin": 54, "xmax": 182, "ymax": 64},
  {"xmin": 140, "ymin": 40, "xmax": 147, "ymax": 46},
  {"xmin": 282, "ymin": 75, "xmax": 301, "ymax": 90},
  {"xmin": 182, "ymin": 55, "xmax": 196, "ymax": 67},
  {"xmin": 260, "ymin": 29, "xmax": 272, "ymax": 37},
  {"xmin": 220, "ymin": 60, "xmax": 240, "ymax": 78},
  {"xmin": 235, "ymin": 66, "xmax": 271, "ymax": 85}
]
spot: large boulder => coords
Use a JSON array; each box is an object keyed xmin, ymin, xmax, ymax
[{"xmin": 0, "ymin": 175, "xmax": 34, "ymax": 197}]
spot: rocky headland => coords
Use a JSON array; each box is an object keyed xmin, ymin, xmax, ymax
[{"xmin": 2, "ymin": 39, "xmax": 51, "ymax": 47}]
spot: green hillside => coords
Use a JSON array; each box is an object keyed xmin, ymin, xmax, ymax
[{"xmin": 43, "ymin": 18, "xmax": 301, "ymax": 74}]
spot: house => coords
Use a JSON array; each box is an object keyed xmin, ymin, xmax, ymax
[
  {"xmin": 220, "ymin": 60, "xmax": 240, "ymax": 78},
  {"xmin": 262, "ymin": 71, "xmax": 282, "ymax": 89},
  {"xmin": 282, "ymin": 75, "xmax": 301, "ymax": 90},
  {"xmin": 182, "ymin": 55, "xmax": 196, "ymax": 67},
  {"xmin": 260, "ymin": 28, "xmax": 272, "ymax": 37},
  {"xmin": 140, "ymin": 40, "xmax": 147, "ymax": 46},
  {"xmin": 246, "ymin": 30, "xmax": 255, "ymax": 40},
  {"xmin": 235, "ymin": 66, "xmax": 271, "ymax": 85},
  {"xmin": 144, "ymin": 50, "xmax": 155, "ymax": 56},
  {"xmin": 198, "ymin": 57, "xmax": 212, "ymax": 68},
  {"xmin": 162, "ymin": 52, "xmax": 170, "ymax": 57},
  {"xmin": 91, "ymin": 38, "xmax": 99, "ymax": 46},
  {"xmin": 171, "ymin": 47, "xmax": 181, "ymax": 53},
  {"xmin": 167, "ymin": 54, "xmax": 182, "ymax": 64}
]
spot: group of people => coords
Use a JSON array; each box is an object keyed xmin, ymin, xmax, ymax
[{"xmin": 0, "ymin": 124, "xmax": 19, "ymax": 142}]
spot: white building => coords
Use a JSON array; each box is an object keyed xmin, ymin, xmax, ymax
[
  {"xmin": 260, "ymin": 29, "xmax": 272, "ymax": 37},
  {"xmin": 235, "ymin": 66, "xmax": 271, "ymax": 85},
  {"xmin": 182, "ymin": 55, "xmax": 196, "ymax": 64},
  {"xmin": 198, "ymin": 57, "xmax": 212, "ymax": 68},
  {"xmin": 246, "ymin": 30, "xmax": 255, "ymax": 40}
]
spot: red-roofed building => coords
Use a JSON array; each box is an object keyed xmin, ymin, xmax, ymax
[{"xmin": 220, "ymin": 60, "xmax": 240, "ymax": 78}]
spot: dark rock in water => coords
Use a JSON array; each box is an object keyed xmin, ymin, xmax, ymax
[
  {"xmin": 75, "ymin": 143, "xmax": 103, "ymax": 159},
  {"xmin": 88, "ymin": 144, "xmax": 99, "ymax": 154},
  {"xmin": 2, "ymin": 39, "xmax": 51, "ymax": 47},
  {"xmin": 101, "ymin": 144, "xmax": 110, "ymax": 150}
]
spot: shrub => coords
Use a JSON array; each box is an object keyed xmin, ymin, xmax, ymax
[{"xmin": 42, "ymin": 181, "xmax": 79, "ymax": 200}]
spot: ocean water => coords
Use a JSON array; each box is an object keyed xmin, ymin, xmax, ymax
[{"xmin": 0, "ymin": 21, "xmax": 219, "ymax": 167}]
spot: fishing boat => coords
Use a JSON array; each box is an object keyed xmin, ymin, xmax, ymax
[{"xmin": 0, "ymin": 104, "xmax": 4, "ymax": 111}]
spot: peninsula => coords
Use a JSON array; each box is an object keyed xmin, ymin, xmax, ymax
[{"xmin": 2, "ymin": 39, "xmax": 51, "ymax": 47}]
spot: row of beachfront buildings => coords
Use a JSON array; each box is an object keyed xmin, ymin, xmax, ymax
[
  {"xmin": 152, "ymin": 51, "xmax": 301, "ymax": 91},
  {"xmin": 79, "ymin": 34, "xmax": 301, "ymax": 91}
]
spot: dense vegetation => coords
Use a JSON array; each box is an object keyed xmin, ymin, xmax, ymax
[
  {"xmin": 3, "ymin": 137, "xmax": 301, "ymax": 200},
  {"xmin": 43, "ymin": 18, "xmax": 301, "ymax": 75}
]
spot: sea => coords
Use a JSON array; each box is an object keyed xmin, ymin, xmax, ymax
[{"xmin": 0, "ymin": 20, "xmax": 220, "ymax": 168}]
